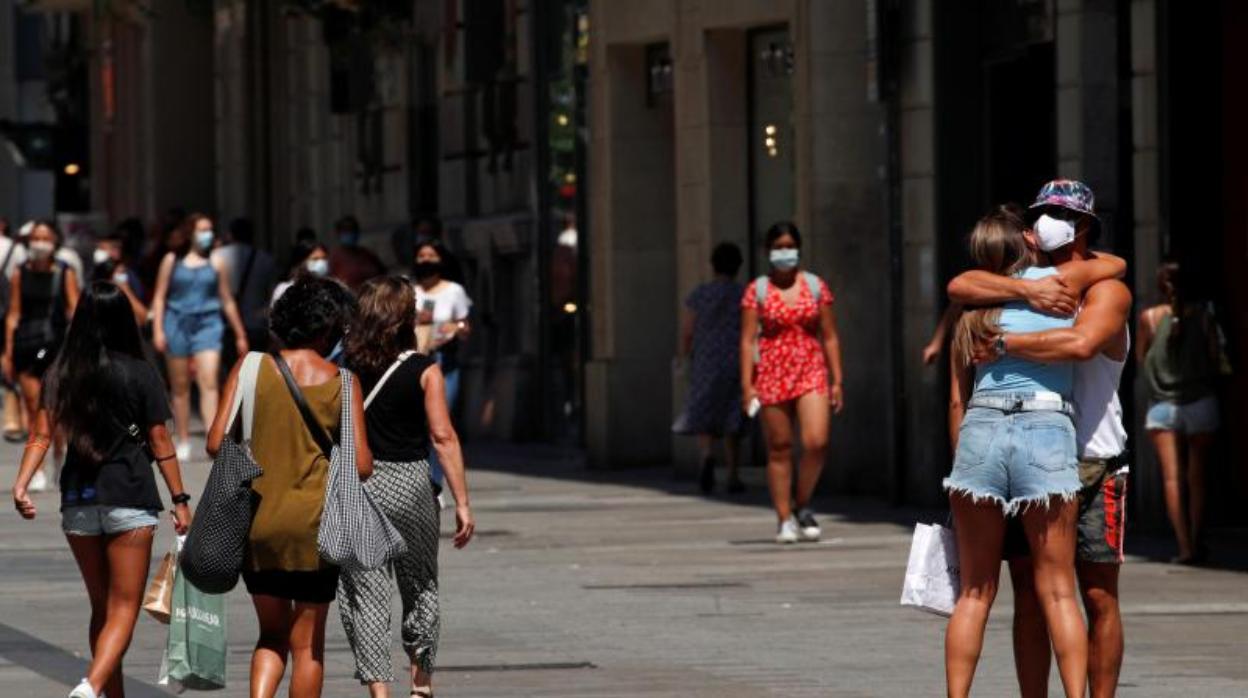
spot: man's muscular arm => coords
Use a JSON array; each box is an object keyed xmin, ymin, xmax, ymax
[
  {"xmin": 947, "ymin": 252, "xmax": 1127, "ymax": 316},
  {"xmin": 988, "ymin": 280, "xmax": 1132, "ymax": 363}
]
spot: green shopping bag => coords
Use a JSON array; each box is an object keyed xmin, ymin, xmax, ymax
[{"xmin": 159, "ymin": 548, "xmax": 228, "ymax": 691}]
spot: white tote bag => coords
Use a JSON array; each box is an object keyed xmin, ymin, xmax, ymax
[{"xmin": 900, "ymin": 522, "xmax": 961, "ymax": 617}]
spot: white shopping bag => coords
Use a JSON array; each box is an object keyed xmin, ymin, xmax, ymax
[{"xmin": 900, "ymin": 522, "xmax": 960, "ymax": 617}]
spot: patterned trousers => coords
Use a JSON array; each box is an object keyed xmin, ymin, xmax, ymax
[{"xmin": 338, "ymin": 459, "xmax": 441, "ymax": 683}]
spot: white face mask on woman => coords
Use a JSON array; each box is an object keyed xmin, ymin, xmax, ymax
[
  {"xmin": 28, "ymin": 240, "xmax": 55, "ymax": 262},
  {"xmin": 768, "ymin": 248, "xmax": 800, "ymax": 271},
  {"xmin": 305, "ymin": 258, "xmax": 329, "ymax": 277}
]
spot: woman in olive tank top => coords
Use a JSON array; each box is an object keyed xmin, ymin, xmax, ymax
[
  {"xmin": 1138, "ymin": 259, "xmax": 1225, "ymax": 563},
  {"xmin": 208, "ymin": 276, "xmax": 371, "ymax": 697}
]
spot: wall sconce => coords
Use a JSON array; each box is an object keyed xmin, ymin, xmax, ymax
[
  {"xmin": 758, "ymin": 40, "xmax": 794, "ymax": 77},
  {"xmin": 763, "ymin": 123, "xmax": 780, "ymax": 158}
]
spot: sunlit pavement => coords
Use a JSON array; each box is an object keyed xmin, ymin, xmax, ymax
[{"xmin": 2, "ymin": 439, "xmax": 1247, "ymax": 696}]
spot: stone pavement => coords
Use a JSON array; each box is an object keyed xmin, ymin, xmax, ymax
[{"xmin": 2, "ymin": 437, "xmax": 1247, "ymax": 697}]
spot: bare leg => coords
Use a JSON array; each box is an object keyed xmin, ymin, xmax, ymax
[
  {"xmin": 367, "ymin": 682, "xmax": 389, "ymax": 698},
  {"xmin": 3, "ymin": 388, "xmax": 22, "ymax": 433},
  {"xmin": 1186, "ymin": 433, "xmax": 1214, "ymax": 555},
  {"xmin": 288, "ymin": 602, "xmax": 329, "ymax": 697},
  {"xmin": 695, "ymin": 434, "xmax": 713, "ymax": 461},
  {"xmin": 193, "ymin": 349, "xmax": 222, "ymax": 440},
  {"xmin": 759, "ymin": 403, "xmax": 796, "ymax": 522},
  {"xmin": 793, "ymin": 392, "xmax": 830, "ymax": 510},
  {"xmin": 1008, "ymin": 557, "xmax": 1051, "ymax": 698},
  {"xmin": 1022, "ymin": 498, "xmax": 1087, "ymax": 698},
  {"xmin": 1078, "ymin": 561, "xmax": 1123, "ymax": 698},
  {"xmin": 250, "ymin": 595, "xmax": 292, "ymax": 698},
  {"xmin": 66, "ymin": 534, "xmax": 117, "ymax": 697},
  {"xmin": 945, "ymin": 494, "xmax": 1006, "ymax": 698},
  {"xmin": 17, "ymin": 373, "xmax": 53, "ymax": 485},
  {"xmin": 166, "ymin": 356, "xmax": 192, "ymax": 445},
  {"xmin": 67, "ymin": 527, "xmax": 155, "ymax": 697},
  {"xmin": 1148, "ymin": 429, "xmax": 1190, "ymax": 559}
]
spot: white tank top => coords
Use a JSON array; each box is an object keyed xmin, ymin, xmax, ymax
[{"xmin": 1073, "ymin": 326, "xmax": 1129, "ymax": 459}]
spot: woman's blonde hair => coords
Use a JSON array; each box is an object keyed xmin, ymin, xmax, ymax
[{"xmin": 951, "ymin": 204, "xmax": 1034, "ymax": 367}]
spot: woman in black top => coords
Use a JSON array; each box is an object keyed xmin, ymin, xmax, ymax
[
  {"xmin": 11, "ymin": 281, "xmax": 191, "ymax": 698},
  {"xmin": 340, "ymin": 275, "xmax": 474, "ymax": 698},
  {"xmin": 4, "ymin": 220, "xmax": 80, "ymax": 492}
]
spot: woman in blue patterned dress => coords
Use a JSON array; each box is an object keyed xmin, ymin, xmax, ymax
[{"xmin": 678, "ymin": 243, "xmax": 746, "ymax": 494}]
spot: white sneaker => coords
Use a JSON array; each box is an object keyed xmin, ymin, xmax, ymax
[
  {"xmin": 68, "ymin": 679, "xmax": 98, "ymax": 698},
  {"xmin": 27, "ymin": 468, "xmax": 47, "ymax": 493},
  {"xmin": 775, "ymin": 516, "xmax": 800, "ymax": 544},
  {"xmin": 796, "ymin": 508, "xmax": 821, "ymax": 542},
  {"xmin": 176, "ymin": 440, "xmax": 192, "ymax": 463}
]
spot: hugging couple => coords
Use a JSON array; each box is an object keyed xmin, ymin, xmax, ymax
[{"xmin": 942, "ymin": 180, "xmax": 1133, "ymax": 698}]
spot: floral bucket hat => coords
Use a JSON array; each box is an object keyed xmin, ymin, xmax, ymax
[{"xmin": 1028, "ymin": 179, "xmax": 1102, "ymax": 241}]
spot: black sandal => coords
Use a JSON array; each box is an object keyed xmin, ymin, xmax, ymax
[{"xmin": 411, "ymin": 691, "xmax": 434, "ymax": 698}]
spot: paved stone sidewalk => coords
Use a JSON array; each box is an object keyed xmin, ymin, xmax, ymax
[{"xmin": 2, "ymin": 439, "xmax": 1247, "ymax": 696}]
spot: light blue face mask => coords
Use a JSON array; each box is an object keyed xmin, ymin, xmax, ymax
[
  {"xmin": 195, "ymin": 230, "xmax": 215, "ymax": 250},
  {"xmin": 768, "ymin": 248, "xmax": 800, "ymax": 271}
]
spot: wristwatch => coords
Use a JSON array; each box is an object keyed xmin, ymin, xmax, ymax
[
  {"xmin": 993, "ymin": 334, "xmax": 1008, "ymax": 358},
  {"xmin": 171, "ymin": 493, "xmax": 192, "ymax": 506}
]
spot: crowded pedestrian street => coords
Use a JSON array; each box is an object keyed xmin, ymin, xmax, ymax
[{"xmin": 2, "ymin": 437, "xmax": 1246, "ymax": 697}]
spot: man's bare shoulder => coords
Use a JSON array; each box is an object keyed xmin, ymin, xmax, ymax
[{"xmin": 1086, "ymin": 277, "xmax": 1131, "ymax": 303}]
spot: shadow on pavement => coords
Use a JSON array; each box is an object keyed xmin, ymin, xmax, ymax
[{"xmin": 464, "ymin": 440, "xmax": 1248, "ymax": 573}]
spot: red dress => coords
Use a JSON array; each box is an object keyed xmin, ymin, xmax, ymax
[{"xmin": 742, "ymin": 275, "xmax": 834, "ymax": 405}]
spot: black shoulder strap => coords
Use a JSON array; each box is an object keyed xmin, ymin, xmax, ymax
[{"xmin": 272, "ymin": 354, "xmax": 336, "ymax": 460}]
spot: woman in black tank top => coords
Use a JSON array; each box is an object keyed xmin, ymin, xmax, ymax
[
  {"xmin": 341, "ymin": 276, "xmax": 474, "ymax": 697},
  {"xmin": 3, "ymin": 220, "xmax": 80, "ymax": 492}
]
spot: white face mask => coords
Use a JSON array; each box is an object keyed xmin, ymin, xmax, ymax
[
  {"xmin": 1033, "ymin": 214, "xmax": 1077, "ymax": 252},
  {"xmin": 93, "ymin": 248, "xmax": 111, "ymax": 265},
  {"xmin": 305, "ymin": 258, "xmax": 329, "ymax": 277},
  {"xmin": 28, "ymin": 241, "xmax": 54, "ymax": 261}
]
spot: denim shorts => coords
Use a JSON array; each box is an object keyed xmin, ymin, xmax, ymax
[
  {"xmin": 1145, "ymin": 396, "xmax": 1219, "ymax": 434},
  {"xmin": 945, "ymin": 406, "xmax": 1080, "ymax": 514},
  {"xmin": 62, "ymin": 505, "xmax": 161, "ymax": 536},
  {"xmin": 164, "ymin": 310, "xmax": 224, "ymax": 357}
]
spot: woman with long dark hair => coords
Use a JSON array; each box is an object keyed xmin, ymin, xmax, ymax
[
  {"xmin": 11, "ymin": 281, "xmax": 191, "ymax": 698},
  {"xmin": 1138, "ymin": 259, "xmax": 1225, "ymax": 563},
  {"xmin": 339, "ymin": 276, "xmax": 474, "ymax": 698},
  {"xmin": 4, "ymin": 220, "xmax": 81, "ymax": 492},
  {"xmin": 740, "ymin": 222, "xmax": 844, "ymax": 544},
  {"xmin": 151, "ymin": 213, "xmax": 249, "ymax": 462},
  {"xmin": 208, "ymin": 276, "xmax": 371, "ymax": 698}
]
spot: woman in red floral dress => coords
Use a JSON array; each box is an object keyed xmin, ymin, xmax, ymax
[{"xmin": 740, "ymin": 222, "xmax": 844, "ymax": 544}]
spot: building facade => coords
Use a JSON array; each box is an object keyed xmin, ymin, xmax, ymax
[{"xmin": 585, "ymin": 0, "xmax": 1247, "ymax": 529}]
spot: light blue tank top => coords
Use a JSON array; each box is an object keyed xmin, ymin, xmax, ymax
[
  {"xmin": 166, "ymin": 259, "xmax": 222, "ymax": 315},
  {"xmin": 973, "ymin": 266, "xmax": 1075, "ymax": 398}
]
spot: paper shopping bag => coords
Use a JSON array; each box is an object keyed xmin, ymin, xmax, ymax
[
  {"xmin": 900, "ymin": 522, "xmax": 961, "ymax": 617},
  {"xmin": 143, "ymin": 539, "xmax": 179, "ymax": 624},
  {"xmin": 159, "ymin": 557, "xmax": 227, "ymax": 691}
]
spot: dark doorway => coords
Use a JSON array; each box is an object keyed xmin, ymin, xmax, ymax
[{"xmin": 983, "ymin": 43, "xmax": 1056, "ymax": 207}]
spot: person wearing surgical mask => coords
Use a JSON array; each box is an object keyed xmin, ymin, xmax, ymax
[
  {"xmin": 271, "ymin": 240, "xmax": 330, "ymax": 306},
  {"xmin": 739, "ymin": 221, "xmax": 844, "ymax": 544},
  {"xmin": 93, "ymin": 231, "xmax": 147, "ymax": 325},
  {"xmin": 151, "ymin": 213, "xmax": 249, "ymax": 462},
  {"xmin": 3, "ymin": 220, "xmax": 81, "ymax": 492}
]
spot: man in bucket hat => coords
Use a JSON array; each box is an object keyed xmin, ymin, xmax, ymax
[{"xmin": 948, "ymin": 179, "xmax": 1133, "ymax": 698}]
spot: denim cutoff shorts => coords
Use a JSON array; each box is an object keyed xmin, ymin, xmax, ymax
[
  {"xmin": 164, "ymin": 310, "xmax": 225, "ymax": 357},
  {"xmin": 945, "ymin": 406, "xmax": 1080, "ymax": 514},
  {"xmin": 1145, "ymin": 395, "xmax": 1219, "ymax": 434},
  {"xmin": 62, "ymin": 505, "xmax": 161, "ymax": 536}
]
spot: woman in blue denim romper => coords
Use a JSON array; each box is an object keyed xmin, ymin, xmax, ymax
[
  {"xmin": 943, "ymin": 206, "xmax": 1086, "ymax": 698},
  {"xmin": 151, "ymin": 213, "xmax": 249, "ymax": 462}
]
